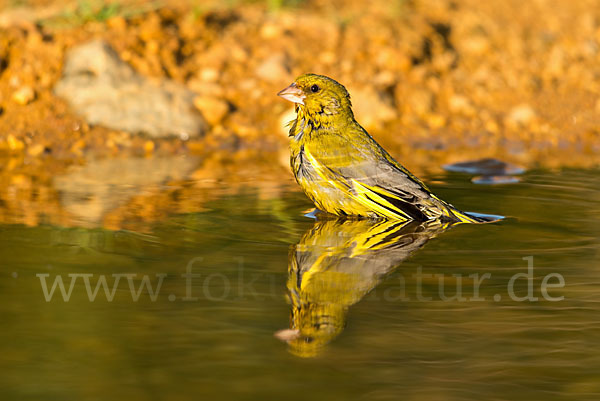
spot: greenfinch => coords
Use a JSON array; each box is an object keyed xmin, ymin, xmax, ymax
[{"xmin": 278, "ymin": 73, "xmax": 485, "ymax": 223}]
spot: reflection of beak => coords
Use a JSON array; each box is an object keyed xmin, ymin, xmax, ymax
[
  {"xmin": 277, "ymin": 83, "xmax": 305, "ymax": 105},
  {"xmin": 274, "ymin": 328, "xmax": 300, "ymax": 342}
]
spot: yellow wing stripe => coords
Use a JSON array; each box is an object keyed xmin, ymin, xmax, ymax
[
  {"xmin": 349, "ymin": 220, "xmax": 412, "ymax": 257},
  {"xmin": 304, "ymin": 148, "xmax": 413, "ymax": 220},
  {"xmin": 351, "ymin": 180, "xmax": 411, "ymax": 220},
  {"xmin": 303, "ymin": 148, "xmax": 354, "ymax": 193}
]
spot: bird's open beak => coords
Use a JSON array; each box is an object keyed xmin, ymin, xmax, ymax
[{"xmin": 277, "ymin": 83, "xmax": 305, "ymax": 105}]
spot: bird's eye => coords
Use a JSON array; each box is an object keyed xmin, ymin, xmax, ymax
[{"xmin": 310, "ymin": 84, "xmax": 320, "ymax": 93}]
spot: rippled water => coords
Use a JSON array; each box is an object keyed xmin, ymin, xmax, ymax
[{"xmin": 1, "ymin": 168, "xmax": 599, "ymax": 400}]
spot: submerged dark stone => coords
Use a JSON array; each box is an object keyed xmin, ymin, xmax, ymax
[
  {"xmin": 472, "ymin": 175, "xmax": 521, "ymax": 184},
  {"xmin": 443, "ymin": 158, "xmax": 525, "ymax": 176}
]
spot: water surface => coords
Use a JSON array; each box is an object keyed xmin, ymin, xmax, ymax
[{"xmin": 1, "ymin": 168, "xmax": 599, "ymax": 400}]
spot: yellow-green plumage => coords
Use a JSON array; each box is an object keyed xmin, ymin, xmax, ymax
[{"xmin": 279, "ymin": 73, "xmax": 482, "ymax": 223}]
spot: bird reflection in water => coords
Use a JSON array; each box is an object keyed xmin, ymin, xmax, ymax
[{"xmin": 275, "ymin": 216, "xmax": 453, "ymax": 357}]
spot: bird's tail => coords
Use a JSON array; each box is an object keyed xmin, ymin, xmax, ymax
[
  {"xmin": 427, "ymin": 194, "xmax": 502, "ymax": 224},
  {"xmin": 446, "ymin": 205, "xmax": 502, "ymax": 224}
]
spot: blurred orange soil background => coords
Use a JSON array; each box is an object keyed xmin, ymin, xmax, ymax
[{"xmin": 0, "ymin": 0, "xmax": 599, "ymax": 228}]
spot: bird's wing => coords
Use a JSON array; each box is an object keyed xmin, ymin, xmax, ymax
[{"xmin": 303, "ymin": 125, "xmax": 445, "ymax": 220}]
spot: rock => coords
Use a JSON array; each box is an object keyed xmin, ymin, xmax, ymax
[
  {"xmin": 193, "ymin": 96, "xmax": 229, "ymax": 126},
  {"xmin": 12, "ymin": 86, "xmax": 35, "ymax": 105},
  {"xmin": 54, "ymin": 40, "xmax": 207, "ymax": 138}
]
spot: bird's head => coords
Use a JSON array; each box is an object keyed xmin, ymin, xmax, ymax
[{"xmin": 278, "ymin": 73, "xmax": 353, "ymax": 121}]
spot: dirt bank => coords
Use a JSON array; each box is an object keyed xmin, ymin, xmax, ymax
[{"xmin": 1, "ymin": 0, "xmax": 599, "ymax": 228}]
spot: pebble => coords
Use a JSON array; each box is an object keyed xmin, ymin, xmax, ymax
[
  {"xmin": 260, "ymin": 22, "xmax": 282, "ymax": 39},
  {"xmin": 506, "ymin": 104, "xmax": 537, "ymax": 127},
  {"xmin": 199, "ymin": 68, "xmax": 219, "ymax": 83},
  {"xmin": 193, "ymin": 96, "xmax": 230, "ymax": 126},
  {"xmin": 144, "ymin": 140, "xmax": 155, "ymax": 154},
  {"xmin": 426, "ymin": 113, "xmax": 446, "ymax": 129},
  {"xmin": 230, "ymin": 45, "xmax": 248, "ymax": 62},
  {"xmin": 12, "ymin": 86, "xmax": 35, "ymax": 105},
  {"xmin": 27, "ymin": 143, "xmax": 45, "ymax": 157},
  {"xmin": 106, "ymin": 16, "xmax": 127, "ymax": 31},
  {"xmin": 8, "ymin": 75, "xmax": 19, "ymax": 87},
  {"xmin": 448, "ymin": 94, "xmax": 475, "ymax": 116},
  {"xmin": 7, "ymin": 134, "xmax": 24, "ymax": 151},
  {"xmin": 460, "ymin": 35, "xmax": 490, "ymax": 56},
  {"xmin": 484, "ymin": 119, "xmax": 500, "ymax": 134}
]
